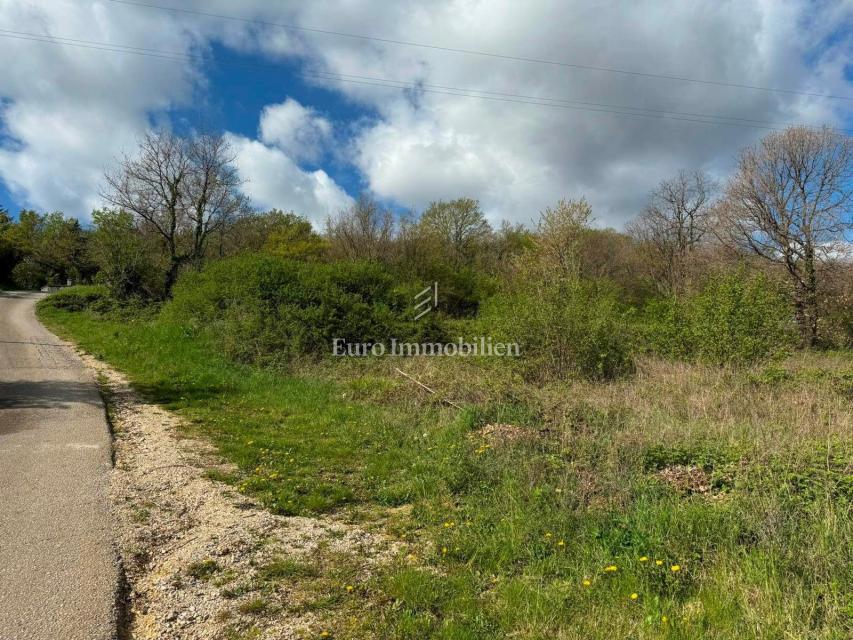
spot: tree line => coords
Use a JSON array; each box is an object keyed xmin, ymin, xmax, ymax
[{"xmin": 4, "ymin": 125, "xmax": 852, "ymax": 353}]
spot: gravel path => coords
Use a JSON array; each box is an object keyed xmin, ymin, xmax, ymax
[{"xmin": 0, "ymin": 292, "xmax": 118, "ymax": 640}]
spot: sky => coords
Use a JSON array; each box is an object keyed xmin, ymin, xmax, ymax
[{"xmin": 0, "ymin": 0, "xmax": 851, "ymax": 230}]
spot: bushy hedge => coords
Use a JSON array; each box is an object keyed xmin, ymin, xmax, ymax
[
  {"xmin": 164, "ymin": 254, "xmax": 444, "ymax": 367},
  {"xmin": 482, "ymin": 277, "xmax": 635, "ymax": 381},
  {"xmin": 38, "ymin": 285, "xmax": 111, "ymax": 312},
  {"xmin": 640, "ymin": 271, "xmax": 797, "ymax": 365}
]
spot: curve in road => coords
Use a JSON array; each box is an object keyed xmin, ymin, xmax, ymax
[{"xmin": 0, "ymin": 292, "xmax": 117, "ymax": 640}]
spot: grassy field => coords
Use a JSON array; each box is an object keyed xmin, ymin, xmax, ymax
[{"xmin": 39, "ymin": 302, "xmax": 852, "ymax": 639}]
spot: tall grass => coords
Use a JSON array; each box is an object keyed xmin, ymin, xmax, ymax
[{"xmin": 38, "ymin": 295, "xmax": 852, "ymax": 639}]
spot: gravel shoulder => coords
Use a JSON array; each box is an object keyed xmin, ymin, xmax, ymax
[{"xmin": 85, "ymin": 352, "xmax": 398, "ymax": 639}]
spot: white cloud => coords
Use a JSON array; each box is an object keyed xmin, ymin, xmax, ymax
[
  {"xmin": 226, "ymin": 133, "xmax": 352, "ymax": 226},
  {"xmin": 259, "ymin": 98, "xmax": 332, "ymax": 163},
  {"xmin": 285, "ymin": 0, "xmax": 852, "ymax": 226},
  {"xmin": 0, "ymin": 0, "xmax": 850, "ymax": 228}
]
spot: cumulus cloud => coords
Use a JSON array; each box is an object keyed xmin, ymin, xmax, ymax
[
  {"xmin": 287, "ymin": 0, "xmax": 852, "ymax": 226},
  {"xmin": 0, "ymin": 0, "xmax": 201, "ymax": 217},
  {"xmin": 259, "ymin": 98, "xmax": 333, "ymax": 163},
  {"xmin": 0, "ymin": 0, "xmax": 850, "ymax": 228},
  {"xmin": 226, "ymin": 133, "xmax": 352, "ymax": 226}
]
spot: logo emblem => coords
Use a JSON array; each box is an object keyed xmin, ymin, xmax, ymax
[{"xmin": 413, "ymin": 282, "xmax": 438, "ymax": 320}]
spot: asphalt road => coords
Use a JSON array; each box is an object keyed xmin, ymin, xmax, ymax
[{"xmin": 0, "ymin": 292, "xmax": 117, "ymax": 640}]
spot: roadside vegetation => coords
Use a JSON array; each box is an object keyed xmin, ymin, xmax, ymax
[{"xmin": 21, "ymin": 124, "xmax": 853, "ymax": 638}]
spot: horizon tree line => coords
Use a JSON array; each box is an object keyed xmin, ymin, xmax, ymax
[{"xmin": 1, "ymin": 125, "xmax": 850, "ymax": 347}]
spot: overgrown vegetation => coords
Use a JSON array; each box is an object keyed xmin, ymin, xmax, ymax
[
  {"xmin": 38, "ymin": 299, "xmax": 852, "ymax": 639},
  {"xmin": 24, "ymin": 124, "xmax": 853, "ymax": 638}
]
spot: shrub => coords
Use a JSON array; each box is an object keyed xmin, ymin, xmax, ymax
[
  {"xmin": 640, "ymin": 271, "xmax": 797, "ymax": 365},
  {"xmin": 11, "ymin": 257, "xmax": 48, "ymax": 290},
  {"xmin": 39, "ymin": 285, "xmax": 111, "ymax": 312},
  {"xmin": 89, "ymin": 209, "xmax": 163, "ymax": 300},
  {"xmin": 483, "ymin": 277, "xmax": 635, "ymax": 381},
  {"xmin": 164, "ymin": 254, "xmax": 444, "ymax": 366}
]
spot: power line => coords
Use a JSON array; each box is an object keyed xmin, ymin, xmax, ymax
[
  {"xmin": 0, "ymin": 29, "xmax": 849, "ymax": 134},
  {"xmin": 105, "ymin": 0, "xmax": 853, "ymax": 102}
]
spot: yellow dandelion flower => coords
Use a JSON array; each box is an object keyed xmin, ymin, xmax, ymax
[
  {"xmin": 441, "ymin": 547, "xmax": 448, "ymax": 555},
  {"xmin": 670, "ymin": 564, "xmax": 681, "ymax": 572},
  {"xmin": 557, "ymin": 540, "xmax": 565, "ymax": 547},
  {"xmin": 604, "ymin": 565, "xmax": 618, "ymax": 572},
  {"xmin": 582, "ymin": 579, "xmax": 591, "ymax": 587},
  {"xmin": 345, "ymin": 585, "xmax": 354, "ymax": 593},
  {"xmin": 544, "ymin": 532, "xmax": 553, "ymax": 538},
  {"xmin": 655, "ymin": 560, "xmax": 663, "ymax": 566},
  {"xmin": 630, "ymin": 593, "xmax": 638, "ymax": 600},
  {"xmin": 639, "ymin": 556, "xmax": 648, "ymax": 562},
  {"xmin": 661, "ymin": 615, "xmax": 668, "ymax": 623},
  {"xmin": 320, "ymin": 632, "xmax": 330, "ymax": 639}
]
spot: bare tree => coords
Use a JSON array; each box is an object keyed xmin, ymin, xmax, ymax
[
  {"xmin": 717, "ymin": 126, "xmax": 852, "ymax": 346},
  {"xmin": 325, "ymin": 194, "xmax": 395, "ymax": 261},
  {"xmin": 627, "ymin": 170, "xmax": 715, "ymax": 294},
  {"xmin": 104, "ymin": 131, "xmax": 247, "ymax": 294}
]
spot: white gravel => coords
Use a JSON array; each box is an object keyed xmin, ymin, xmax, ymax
[{"xmin": 84, "ymin": 354, "xmax": 398, "ymax": 639}]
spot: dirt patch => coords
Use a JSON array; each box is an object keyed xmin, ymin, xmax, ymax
[
  {"xmin": 83, "ymin": 354, "xmax": 398, "ymax": 639},
  {"xmin": 655, "ymin": 464, "xmax": 714, "ymax": 496},
  {"xmin": 471, "ymin": 423, "xmax": 542, "ymax": 445}
]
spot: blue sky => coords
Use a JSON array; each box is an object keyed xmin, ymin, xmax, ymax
[{"xmin": 0, "ymin": 1, "xmax": 851, "ymax": 228}]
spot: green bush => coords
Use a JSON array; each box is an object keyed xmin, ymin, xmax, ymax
[
  {"xmin": 640, "ymin": 271, "xmax": 797, "ymax": 365},
  {"xmin": 483, "ymin": 277, "xmax": 635, "ymax": 381},
  {"xmin": 89, "ymin": 209, "xmax": 163, "ymax": 300},
  {"xmin": 164, "ymin": 254, "xmax": 444, "ymax": 366},
  {"xmin": 39, "ymin": 285, "xmax": 111, "ymax": 312}
]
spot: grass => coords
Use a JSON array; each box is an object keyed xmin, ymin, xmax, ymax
[{"xmin": 37, "ymin": 300, "xmax": 852, "ymax": 639}]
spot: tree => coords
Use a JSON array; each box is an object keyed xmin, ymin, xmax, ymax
[
  {"xmin": 104, "ymin": 131, "xmax": 248, "ymax": 295},
  {"xmin": 531, "ymin": 197, "xmax": 592, "ymax": 279},
  {"xmin": 89, "ymin": 209, "xmax": 161, "ymax": 299},
  {"xmin": 717, "ymin": 126, "xmax": 852, "ymax": 346},
  {"xmin": 5, "ymin": 210, "xmax": 91, "ymax": 287},
  {"xmin": 325, "ymin": 194, "xmax": 395, "ymax": 262},
  {"xmin": 628, "ymin": 170, "xmax": 715, "ymax": 294},
  {"xmin": 419, "ymin": 198, "xmax": 491, "ymax": 266},
  {"xmin": 0, "ymin": 207, "xmax": 18, "ymax": 285},
  {"xmin": 261, "ymin": 210, "xmax": 327, "ymax": 260}
]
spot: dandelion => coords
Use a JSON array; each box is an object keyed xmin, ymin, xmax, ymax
[
  {"xmin": 544, "ymin": 532, "xmax": 553, "ymax": 538},
  {"xmin": 320, "ymin": 632, "xmax": 331, "ymax": 638},
  {"xmin": 655, "ymin": 560, "xmax": 663, "ymax": 566},
  {"xmin": 604, "ymin": 565, "xmax": 618, "ymax": 572},
  {"xmin": 630, "ymin": 593, "xmax": 638, "ymax": 600},
  {"xmin": 441, "ymin": 547, "xmax": 448, "ymax": 555},
  {"xmin": 582, "ymin": 579, "xmax": 591, "ymax": 587},
  {"xmin": 345, "ymin": 585, "xmax": 354, "ymax": 593},
  {"xmin": 670, "ymin": 564, "xmax": 681, "ymax": 572},
  {"xmin": 639, "ymin": 556, "xmax": 648, "ymax": 562},
  {"xmin": 557, "ymin": 540, "xmax": 565, "ymax": 547},
  {"xmin": 661, "ymin": 616, "xmax": 668, "ymax": 623},
  {"xmin": 443, "ymin": 521, "xmax": 455, "ymax": 528}
]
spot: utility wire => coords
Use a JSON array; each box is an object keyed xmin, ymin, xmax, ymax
[
  {"xmin": 0, "ymin": 29, "xmax": 849, "ymax": 133},
  {"xmin": 105, "ymin": 0, "xmax": 853, "ymax": 102}
]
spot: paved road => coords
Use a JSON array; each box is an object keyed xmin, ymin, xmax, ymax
[{"xmin": 0, "ymin": 292, "xmax": 117, "ymax": 640}]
